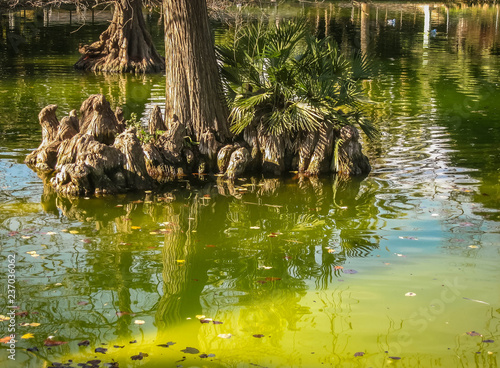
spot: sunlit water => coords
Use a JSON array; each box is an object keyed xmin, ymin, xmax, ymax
[{"xmin": 0, "ymin": 3, "xmax": 499, "ymax": 367}]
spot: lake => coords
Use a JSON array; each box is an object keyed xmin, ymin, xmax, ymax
[{"xmin": 0, "ymin": 2, "xmax": 499, "ymax": 367}]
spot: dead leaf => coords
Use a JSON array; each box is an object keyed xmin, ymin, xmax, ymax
[
  {"xmin": 44, "ymin": 339, "xmax": 67, "ymax": 346},
  {"xmin": 131, "ymin": 226, "xmax": 141, "ymax": 230},
  {"xmin": 95, "ymin": 347, "xmax": 108, "ymax": 354},
  {"xmin": 181, "ymin": 347, "xmax": 199, "ymax": 354},
  {"xmin": 253, "ymin": 334, "xmax": 264, "ymax": 338},
  {"xmin": 466, "ymin": 331, "xmax": 482, "ymax": 337},
  {"xmin": 69, "ymin": 230, "xmax": 79, "ymax": 234},
  {"xmin": 78, "ymin": 340, "xmax": 90, "ymax": 346},
  {"xmin": 0, "ymin": 336, "xmax": 13, "ymax": 344},
  {"xmin": 134, "ymin": 319, "xmax": 145, "ymax": 325}
]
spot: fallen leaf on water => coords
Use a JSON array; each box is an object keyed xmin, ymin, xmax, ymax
[
  {"xmin": 129, "ymin": 340, "xmax": 137, "ymax": 344},
  {"xmin": 0, "ymin": 336, "xmax": 12, "ymax": 344},
  {"xmin": 334, "ymin": 266, "xmax": 343, "ymax": 270},
  {"xmin": 69, "ymin": 230, "xmax": 79, "ymax": 234},
  {"xmin": 459, "ymin": 222, "xmax": 474, "ymax": 227},
  {"xmin": 200, "ymin": 319, "xmax": 212, "ymax": 324},
  {"xmin": 26, "ymin": 251, "xmax": 37, "ymax": 255},
  {"xmin": 354, "ymin": 352, "xmax": 365, "ymax": 357},
  {"xmin": 395, "ymin": 253, "xmax": 406, "ymax": 257},
  {"xmin": 250, "ymin": 226, "xmax": 260, "ymax": 230},
  {"xmin": 483, "ymin": 339, "xmax": 495, "ymax": 343},
  {"xmin": 28, "ymin": 323, "xmax": 40, "ymax": 327},
  {"xmin": 15, "ymin": 311, "xmax": 29, "ymax": 317},
  {"xmin": 95, "ymin": 347, "xmax": 108, "ymax": 354},
  {"xmin": 253, "ymin": 334, "xmax": 264, "ymax": 338},
  {"xmin": 81, "ymin": 239, "xmax": 92, "ymax": 244},
  {"xmin": 44, "ymin": 339, "xmax": 67, "ymax": 346},
  {"xmin": 131, "ymin": 226, "xmax": 141, "ymax": 230},
  {"xmin": 265, "ymin": 277, "xmax": 281, "ymax": 282},
  {"xmin": 405, "ymin": 292, "xmax": 417, "ymax": 297},
  {"xmin": 259, "ymin": 266, "xmax": 272, "ymax": 270},
  {"xmin": 195, "ymin": 315, "xmax": 206, "ymax": 320},
  {"xmin": 206, "ymin": 244, "xmax": 216, "ymax": 248},
  {"xmin": 0, "ymin": 315, "xmax": 9, "ymax": 321},
  {"xmin": 468, "ymin": 245, "xmax": 478, "ymax": 249},
  {"xmin": 77, "ymin": 301, "xmax": 89, "ymax": 306},
  {"xmin": 343, "ymin": 269, "xmax": 358, "ymax": 274},
  {"xmin": 181, "ymin": 347, "xmax": 200, "ymax": 354},
  {"xmin": 46, "ymin": 232, "xmax": 57, "ymax": 235},
  {"xmin": 466, "ymin": 331, "xmax": 482, "ymax": 337},
  {"xmin": 78, "ymin": 340, "xmax": 90, "ymax": 346},
  {"xmin": 21, "ymin": 235, "xmax": 33, "ymax": 239},
  {"xmin": 213, "ymin": 321, "xmax": 223, "ymax": 325},
  {"xmin": 134, "ymin": 319, "xmax": 145, "ymax": 325},
  {"xmin": 389, "ymin": 356, "xmax": 401, "ymax": 360},
  {"xmin": 131, "ymin": 352, "xmax": 148, "ymax": 360},
  {"xmin": 176, "ymin": 260, "xmax": 185, "ymax": 264},
  {"xmin": 327, "ymin": 249, "xmax": 335, "ymax": 254},
  {"xmin": 157, "ymin": 342, "xmax": 175, "ymax": 347},
  {"xmin": 218, "ymin": 334, "xmax": 232, "ymax": 339}
]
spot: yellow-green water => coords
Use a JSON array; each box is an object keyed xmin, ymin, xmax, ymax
[{"xmin": 1, "ymin": 3, "xmax": 499, "ymax": 367}]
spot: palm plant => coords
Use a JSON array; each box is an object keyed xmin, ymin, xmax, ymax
[{"xmin": 217, "ymin": 19, "xmax": 377, "ymax": 140}]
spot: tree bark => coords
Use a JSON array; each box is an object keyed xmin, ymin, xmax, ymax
[
  {"xmin": 75, "ymin": 0, "xmax": 165, "ymax": 73},
  {"xmin": 163, "ymin": 0, "xmax": 230, "ymax": 163}
]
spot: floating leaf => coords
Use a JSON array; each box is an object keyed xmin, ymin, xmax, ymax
[
  {"xmin": 354, "ymin": 352, "xmax": 365, "ymax": 357},
  {"xmin": 134, "ymin": 319, "xmax": 145, "ymax": 325},
  {"xmin": 206, "ymin": 244, "xmax": 216, "ymax": 248},
  {"xmin": 181, "ymin": 347, "xmax": 200, "ymax": 354},
  {"xmin": 483, "ymin": 339, "xmax": 495, "ymax": 343},
  {"xmin": 176, "ymin": 260, "xmax": 185, "ymax": 264},
  {"xmin": 0, "ymin": 336, "xmax": 12, "ymax": 344},
  {"xmin": 265, "ymin": 277, "xmax": 281, "ymax": 282},
  {"xmin": 250, "ymin": 226, "xmax": 260, "ymax": 230},
  {"xmin": 334, "ymin": 266, "xmax": 343, "ymax": 270},
  {"xmin": 200, "ymin": 319, "xmax": 212, "ymax": 324},
  {"xmin": 131, "ymin": 226, "xmax": 141, "ymax": 230},
  {"xmin": 129, "ymin": 340, "xmax": 137, "ymax": 344},
  {"xmin": 44, "ymin": 339, "xmax": 67, "ymax": 346},
  {"xmin": 77, "ymin": 301, "xmax": 89, "ymax": 306},
  {"xmin": 195, "ymin": 315, "xmax": 206, "ymax": 320},
  {"xmin": 218, "ymin": 334, "xmax": 232, "ymax": 339},
  {"xmin": 343, "ymin": 269, "xmax": 358, "ymax": 274},
  {"xmin": 253, "ymin": 334, "xmax": 265, "ymax": 338},
  {"xmin": 405, "ymin": 292, "xmax": 417, "ymax": 297},
  {"xmin": 0, "ymin": 315, "xmax": 9, "ymax": 321},
  {"xmin": 389, "ymin": 356, "xmax": 401, "ymax": 360},
  {"xmin": 78, "ymin": 340, "xmax": 90, "ymax": 346},
  {"xmin": 157, "ymin": 342, "xmax": 175, "ymax": 348},
  {"xmin": 69, "ymin": 230, "xmax": 79, "ymax": 234},
  {"xmin": 466, "ymin": 331, "xmax": 482, "ymax": 337},
  {"xmin": 22, "ymin": 333, "xmax": 35, "ymax": 339},
  {"xmin": 468, "ymin": 245, "xmax": 478, "ymax": 249},
  {"xmin": 95, "ymin": 347, "xmax": 108, "ymax": 354},
  {"xmin": 327, "ymin": 249, "xmax": 335, "ymax": 254},
  {"xmin": 213, "ymin": 321, "xmax": 223, "ymax": 325},
  {"xmin": 46, "ymin": 232, "xmax": 57, "ymax": 235}
]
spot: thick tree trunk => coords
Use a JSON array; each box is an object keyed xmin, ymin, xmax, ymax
[
  {"xmin": 163, "ymin": 0, "xmax": 230, "ymax": 164},
  {"xmin": 75, "ymin": 0, "xmax": 164, "ymax": 73}
]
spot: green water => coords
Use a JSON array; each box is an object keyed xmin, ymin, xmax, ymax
[{"xmin": 1, "ymin": 3, "xmax": 499, "ymax": 367}]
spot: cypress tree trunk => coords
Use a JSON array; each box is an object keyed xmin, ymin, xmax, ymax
[
  {"xmin": 163, "ymin": 0, "xmax": 230, "ymax": 163},
  {"xmin": 75, "ymin": 0, "xmax": 164, "ymax": 73}
]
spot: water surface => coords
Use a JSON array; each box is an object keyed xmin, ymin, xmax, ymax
[{"xmin": 0, "ymin": 3, "xmax": 499, "ymax": 367}]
